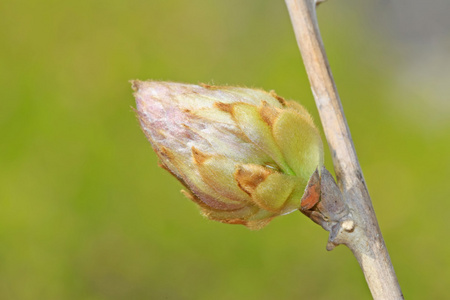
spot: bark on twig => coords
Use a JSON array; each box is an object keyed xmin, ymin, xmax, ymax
[{"xmin": 284, "ymin": 0, "xmax": 404, "ymax": 298}]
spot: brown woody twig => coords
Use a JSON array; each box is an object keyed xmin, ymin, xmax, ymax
[{"xmin": 285, "ymin": 0, "xmax": 404, "ymax": 298}]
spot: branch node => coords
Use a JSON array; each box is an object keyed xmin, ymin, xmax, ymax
[
  {"xmin": 342, "ymin": 219, "xmax": 355, "ymax": 232},
  {"xmin": 301, "ymin": 166, "xmax": 354, "ymax": 250}
]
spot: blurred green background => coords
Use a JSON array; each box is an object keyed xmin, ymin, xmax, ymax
[{"xmin": 1, "ymin": 0, "xmax": 449, "ymax": 299}]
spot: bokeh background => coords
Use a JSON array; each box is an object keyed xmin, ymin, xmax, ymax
[{"xmin": 1, "ymin": 0, "xmax": 449, "ymax": 299}]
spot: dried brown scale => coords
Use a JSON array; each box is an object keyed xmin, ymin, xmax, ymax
[{"xmin": 234, "ymin": 164, "xmax": 273, "ymax": 196}]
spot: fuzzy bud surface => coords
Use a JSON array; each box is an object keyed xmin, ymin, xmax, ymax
[{"xmin": 133, "ymin": 81, "xmax": 323, "ymax": 229}]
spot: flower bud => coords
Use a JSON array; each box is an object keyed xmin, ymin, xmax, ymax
[{"xmin": 133, "ymin": 81, "xmax": 323, "ymax": 229}]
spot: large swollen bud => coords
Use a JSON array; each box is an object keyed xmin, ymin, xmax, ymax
[{"xmin": 133, "ymin": 81, "xmax": 323, "ymax": 229}]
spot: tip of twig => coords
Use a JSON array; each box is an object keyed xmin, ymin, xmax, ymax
[{"xmin": 315, "ymin": 0, "xmax": 327, "ymax": 6}]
